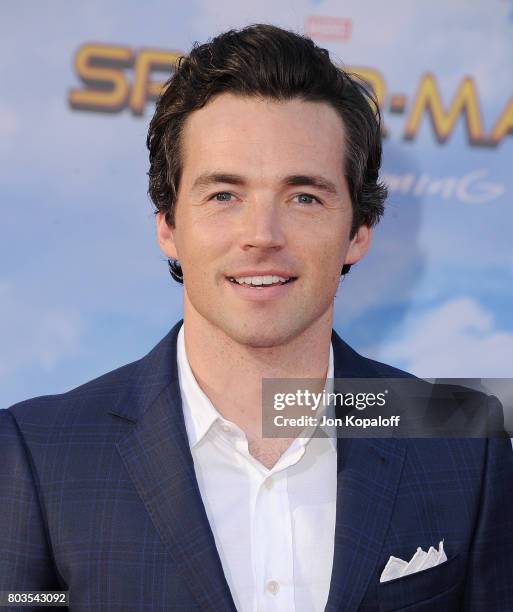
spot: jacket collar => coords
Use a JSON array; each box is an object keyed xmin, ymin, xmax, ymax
[{"xmin": 109, "ymin": 320, "xmax": 183, "ymax": 423}]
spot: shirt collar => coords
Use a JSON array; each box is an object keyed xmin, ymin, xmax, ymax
[
  {"xmin": 177, "ymin": 323, "xmax": 336, "ymax": 450},
  {"xmin": 177, "ymin": 324, "xmax": 221, "ymax": 448}
]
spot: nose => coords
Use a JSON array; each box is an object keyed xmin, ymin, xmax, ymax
[{"xmin": 238, "ymin": 200, "xmax": 286, "ymax": 252}]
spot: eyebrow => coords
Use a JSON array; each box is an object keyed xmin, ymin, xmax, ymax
[{"xmin": 191, "ymin": 172, "xmax": 339, "ymax": 196}]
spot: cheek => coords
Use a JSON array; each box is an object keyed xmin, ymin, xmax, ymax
[
  {"xmin": 175, "ymin": 220, "xmax": 219, "ymax": 260},
  {"xmin": 314, "ymin": 243, "xmax": 349, "ymax": 292},
  {"xmin": 176, "ymin": 222, "xmax": 231, "ymax": 287},
  {"xmin": 305, "ymin": 233, "xmax": 348, "ymax": 270},
  {"xmin": 190, "ymin": 215, "xmax": 232, "ymax": 249}
]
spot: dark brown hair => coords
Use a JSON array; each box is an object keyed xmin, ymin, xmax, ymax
[{"xmin": 147, "ymin": 23, "xmax": 387, "ymax": 282}]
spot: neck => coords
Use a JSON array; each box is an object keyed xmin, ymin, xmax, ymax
[{"xmin": 181, "ymin": 297, "xmax": 333, "ymax": 441}]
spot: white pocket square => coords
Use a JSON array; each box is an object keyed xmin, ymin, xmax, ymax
[{"xmin": 380, "ymin": 540, "xmax": 447, "ymax": 583}]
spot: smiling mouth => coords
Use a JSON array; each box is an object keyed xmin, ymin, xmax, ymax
[{"xmin": 226, "ymin": 275, "xmax": 297, "ymax": 288}]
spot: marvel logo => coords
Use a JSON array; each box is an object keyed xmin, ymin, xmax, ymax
[{"xmin": 305, "ymin": 16, "xmax": 352, "ymax": 41}]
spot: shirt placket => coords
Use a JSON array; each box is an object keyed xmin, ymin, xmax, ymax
[{"xmin": 250, "ymin": 443, "xmax": 307, "ymax": 612}]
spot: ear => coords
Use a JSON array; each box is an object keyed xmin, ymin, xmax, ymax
[
  {"xmin": 344, "ymin": 225, "xmax": 372, "ymax": 266},
  {"xmin": 156, "ymin": 212, "xmax": 179, "ymax": 260}
]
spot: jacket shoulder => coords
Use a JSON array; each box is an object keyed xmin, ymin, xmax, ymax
[
  {"xmin": 361, "ymin": 356, "xmax": 414, "ymax": 379},
  {"xmin": 331, "ymin": 328, "xmax": 415, "ymax": 379},
  {"xmin": 8, "ymin": 320, "xmax": 183, "ymax": 428},
  {"xmin": 7, "ymin": 359, "xmax": 141, "ymax": 426}
]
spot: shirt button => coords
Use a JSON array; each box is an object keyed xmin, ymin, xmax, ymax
[
  {"xmin": 266, "ymin": 580, "xmax": 280, "ymax": 595},
  {"xmin": 221, "ymin": 424, "xmax": 231, "ymax": 434},
  {"xmin": 264, "ymin": 477, "xmax": 274, "ymax": 490}
]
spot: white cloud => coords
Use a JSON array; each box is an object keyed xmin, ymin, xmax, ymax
[
  {"xmin": 0, "ymin": 282, "xmax": 83, "ymax": 379},
  {"xmin": 400, "ymin": 0, "xmax": 513, "ymax": 107},
  {"xmin": 0, "ymin": 106, "xmax": 18, "ymax": 137},
  {"xmin": 366, "ymin": 297, "xmax": 513, "ymax": 377}
]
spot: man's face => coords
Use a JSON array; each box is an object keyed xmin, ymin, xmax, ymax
[{"xmin": 157, "ymin": 93, "xmax": 371, "ymax": 348}]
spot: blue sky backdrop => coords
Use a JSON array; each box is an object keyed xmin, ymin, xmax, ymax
[{"xmin": 1, "ymin": 0, "xmax": 513, "ymax": 406}]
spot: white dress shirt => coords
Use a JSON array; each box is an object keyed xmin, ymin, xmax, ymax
[{"xmin": 176, "ymin": 324, "xmax": 337, "ymax": 612}]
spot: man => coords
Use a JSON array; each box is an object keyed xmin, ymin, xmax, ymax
[{"xmin": 1, "ymin": 24, "xmax": 512, "ymax": 612}]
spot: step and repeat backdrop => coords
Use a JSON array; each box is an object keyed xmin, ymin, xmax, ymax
[{"xmin": 1, "ymin": 1, "xmax": 513, "ymax": 405}]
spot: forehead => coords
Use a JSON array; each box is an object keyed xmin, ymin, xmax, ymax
[{"xmin": 179, "ymin": 93, "xmax": 347, "ymax": 182}]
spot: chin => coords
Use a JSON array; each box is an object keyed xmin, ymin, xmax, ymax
[
  {"xmin": 223, "ymin": 320, "xmax": 307, "ymax": 349},
  {"xmin": 238, "ymin": 335, "xmax": 288, "ymax": 349}
]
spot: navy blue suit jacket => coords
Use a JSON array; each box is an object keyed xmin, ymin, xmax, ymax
[{"xmin": 2, "ymin": 320, "xmax": 513, "ymax": 611}]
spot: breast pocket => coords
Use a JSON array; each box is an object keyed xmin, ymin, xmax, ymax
[{"xmin": 378, "ymin": 553, "xmax": 464, "ymax": 611}]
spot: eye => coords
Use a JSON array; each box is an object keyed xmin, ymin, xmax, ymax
[
  {"xmin": 210, "ymin": 191, "xmax": 234, "ymax": 203},
  {"xmin": 293, "ymin": 193, "xmax": 321, "ymax": 206}
]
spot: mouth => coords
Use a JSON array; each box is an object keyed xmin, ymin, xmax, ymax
[{"xmin": 226, "ymin": 274, "xmax": 297, "ymax": 288}]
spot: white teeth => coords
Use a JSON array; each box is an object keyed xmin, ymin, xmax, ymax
[{"xmin": 232, "ymin": 275, "xmax": 290, "ymax": 286}]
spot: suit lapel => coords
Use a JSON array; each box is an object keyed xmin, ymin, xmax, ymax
[
  {"xmin": 111, "ymin": 321, "xmax": 237, "ymax": 612},
  {"xmin": 325, "ymin": 331, "xmax": 407, "ymax": 612}
]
